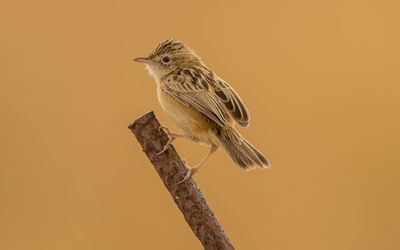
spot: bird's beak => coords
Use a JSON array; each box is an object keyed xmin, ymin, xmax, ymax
[{"xmin": 133, "ymin": 57, "xmax": 151, "ymax": 64}]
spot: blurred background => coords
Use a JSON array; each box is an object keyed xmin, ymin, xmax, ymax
[{"xmin": 1, "ymin": 0, "xmax": 399, "ymax": 249}]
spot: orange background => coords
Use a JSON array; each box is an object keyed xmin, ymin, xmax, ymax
[{"xmin": 1, "ymin": 0, "xmax": 399, "ymax": 249}]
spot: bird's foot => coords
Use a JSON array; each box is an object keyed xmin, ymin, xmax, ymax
[
  {"xmin": 176, "ymin": 159, "xmax": 200, "ymax": 184},
  {"xmin": 156, "ymin": 125, "xmax": 192, "ymax": 155},
  {"xmin": 156, "ymin": 135, "xmax": 175, "ymax": 155},
  {"xmin": 158, "ymin": 125, "xmax": 171, "ymax": 135}
]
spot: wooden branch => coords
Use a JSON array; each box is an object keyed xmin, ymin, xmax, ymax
[{"xmin": 128, "ymin": 111, "xmax": 235, "ymax": 250}]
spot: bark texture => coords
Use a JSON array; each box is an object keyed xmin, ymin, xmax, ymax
[{"xmin": 128, "ymin": 111, "xmax": 234, "ymax": 250}]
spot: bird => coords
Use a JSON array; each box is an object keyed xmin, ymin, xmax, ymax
[{"xmin": 134, "ymin": 39, "xmax": 270, "ymax": 183}]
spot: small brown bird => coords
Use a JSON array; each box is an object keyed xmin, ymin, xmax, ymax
[{"xmin": 134, "ymin": 39, "xmax": 270, "ymax": 182}]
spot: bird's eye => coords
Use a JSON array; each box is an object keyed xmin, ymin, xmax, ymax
[{"xmin": 162, "ymin": 56, "xmax": 170, "ymax": 64}]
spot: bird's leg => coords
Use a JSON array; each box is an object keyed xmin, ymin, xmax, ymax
[
  {"xmin": 156, "ymin": 125, "xmax": 192, "ymax": 155},
  {"xmin": 176, "ymin": 145, "xmax": 218, "ymax": 184}
]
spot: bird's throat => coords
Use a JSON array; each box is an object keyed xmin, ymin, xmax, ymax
[{"xmin": 145, "ymin": 64, "xmax": 163, "ymax": 84}]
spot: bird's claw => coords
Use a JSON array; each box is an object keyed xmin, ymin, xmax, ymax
[
  {"xmin": 156, "ymin": 139, "xmax": 173, "ymax": 155},
  {"xmin": 156, "ymin": 125, "xmax": 175, "ymax": 155},
  {"xmin": 175, "ymin": 159, "xmax": 201, "ymax": 184},
  {"xmin": 176, "ymin": 159, "xmax": 192, "ymax": 184},
  {"xmin": 158, "ymin": 125, "xmax": 171, "ymax": 135}
]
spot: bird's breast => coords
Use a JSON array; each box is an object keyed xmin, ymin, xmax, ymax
[
  {"xmin": 156, "ymin": 86, "xmax": 220, "ymax": 146},
  {"xmin": 157, "ymin": 86, "xmax": 199, "ymax": 127}
]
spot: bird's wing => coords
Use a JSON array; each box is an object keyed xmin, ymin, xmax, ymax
[
  {"xmin": 211, "ymin": 76, "xmax": 250, "ymax": 127},
  {"xmin": 161, "ymin": 70, "xmax": 228, "ymax": 127}
]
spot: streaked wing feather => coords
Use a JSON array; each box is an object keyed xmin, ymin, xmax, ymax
[
  {"xmin": 161, "ymin": 73, "xmax": 228, "ymax": 127},
  {"xmin": 213, "ymin": 78, "xmax": 250, "ymax": 127}
]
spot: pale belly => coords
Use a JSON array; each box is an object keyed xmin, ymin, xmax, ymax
[{"xmin": 157, "ymin": 86, "xmax": 221, "ymax": 146}]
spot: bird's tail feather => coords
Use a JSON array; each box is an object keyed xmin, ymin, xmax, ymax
[{"xmin": 219, "ymin": 127, "xmax": 270, "ymax": 169}]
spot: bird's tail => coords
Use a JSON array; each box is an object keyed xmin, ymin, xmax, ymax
[{"xmin": 218, "ymin": 126, "xmax": 270, "ymax": 169}]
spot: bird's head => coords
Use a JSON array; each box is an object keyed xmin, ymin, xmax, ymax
[{"xmin": 134, "ymin": 39, "xmax": 201, "ymax": 81}]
